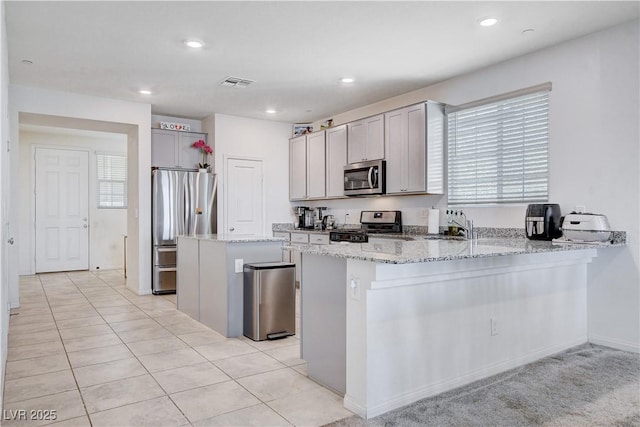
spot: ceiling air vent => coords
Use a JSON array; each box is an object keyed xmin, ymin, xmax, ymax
[{"xmin": 220, "ymin": 76, "xmax": 255, "ymax": 89}]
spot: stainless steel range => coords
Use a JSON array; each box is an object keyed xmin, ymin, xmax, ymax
[{"xmin": 328, "ymin": 211, "xmax": 402, "ymax": 243}]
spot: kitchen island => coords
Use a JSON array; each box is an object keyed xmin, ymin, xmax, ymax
[
  {"xmin": 289, "ymin": 235, "xmax": 625, "ymax": 418},
  {"xmin": 177, "ymin": 234, "xmax": 285, "ymax": 337}
]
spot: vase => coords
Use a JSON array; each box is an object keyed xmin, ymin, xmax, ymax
[{"xmin": 198, "ymin": 168, "xmax": 208, "ymax": 173}]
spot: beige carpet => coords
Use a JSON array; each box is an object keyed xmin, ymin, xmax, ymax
[{"xmin": 327, "ymin": 344, "xmax": 640, "ymax": 427}]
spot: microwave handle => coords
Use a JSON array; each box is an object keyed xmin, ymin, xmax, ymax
[{"xmin": 368, "ymin": 167, "xmax": 374, "ymax": 189}]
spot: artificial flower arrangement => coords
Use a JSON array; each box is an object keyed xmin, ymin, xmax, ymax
[{"xmin": 192, "ymin": 139, "xmax": 213, "ymax": 170}]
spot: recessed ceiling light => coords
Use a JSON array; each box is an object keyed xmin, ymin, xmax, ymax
[
  {"xmin": 266, "ymin": 109, "xmax": 276, "ymax": 114},
  {"xmin": 479, "ymin": 17, "xmax": 498, "ymax": 27},
  {"xmin": 184, "ymin": 39, "xmax": 204, "ymax": 49},
  {"xmin": 139, "ymin": 90, "xmax": 152, "ymax": 95},
  {"xmin": 341, "ymin": 77, "xmax": 355, "ymax": 83}
]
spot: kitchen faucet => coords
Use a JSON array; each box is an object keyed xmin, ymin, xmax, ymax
[{"xmin": 448, "ymin": 210, "xmax": 474, "ymax": 240}]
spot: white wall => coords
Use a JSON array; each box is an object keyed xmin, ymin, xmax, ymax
[
  {"xmin": 0, "ymin": 0, "xmax": 10, "ymax": 406},
  {"xmin": 309, "ymin": 21, "xmax": 640, "ymax": 351},
  {"xmin": 213, "ymin": 114, "xmax": 292, "ymax": 234},
  {"xmin": 18, "ymin": 129, "xmax": 127, "ymax": 274},
  {"xmin": 9, "ymin": 86, "xmax": 152, "ymax": 299}
]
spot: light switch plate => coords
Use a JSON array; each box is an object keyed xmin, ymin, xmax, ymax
[{"xmin": 234, "ymin": 258, "xmax": 244, "ymax": 273}]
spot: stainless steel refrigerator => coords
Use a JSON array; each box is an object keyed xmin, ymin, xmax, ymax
[{"xmin": 152, "ymin": 168, "xmax": 217, "ymax": 294}]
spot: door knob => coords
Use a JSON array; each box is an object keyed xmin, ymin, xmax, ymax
[
  {"xmin": 7, "ymin": 237, "xmax": 14, "ymax": 245},
  {"xmin": 83, "ymin": 224, "xmax": 88, "ymax": 229},
  {"xmin": 229, "ymin": 227, "xmax": 235, "ymax": 232}
]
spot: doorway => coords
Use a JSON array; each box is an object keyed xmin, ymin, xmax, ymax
[
  {"xmin": 225, "ymin": 157, "xmax": 264, "ymax": 236},
  {"xmin": 34, "ymin": 147, "xmax": 90, "ymax": 272}
]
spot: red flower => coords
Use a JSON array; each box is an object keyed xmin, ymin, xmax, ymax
[
  {"xmin": 205, "ymin": 145, "xmax": 213, "ymax": 154},
  {"xmin": 192, "ymin": 140, "xmax": 206, "ymax": 148}
]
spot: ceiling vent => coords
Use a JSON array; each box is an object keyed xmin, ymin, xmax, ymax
[{"xmin": 220, "ymin": 76, "xmax": 255, "ymax": 89}]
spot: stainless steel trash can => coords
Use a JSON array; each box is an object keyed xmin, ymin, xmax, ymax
[{"xmin": 243, "ymin": 262, "xmax": 295, "ymax": 341}]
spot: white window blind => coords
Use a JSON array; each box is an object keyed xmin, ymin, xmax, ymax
[
  {"xmin": 96, "ymin": 153, "xmax": 127, "ymax": 208},
  {"xmin": 447, "ymin": 89, "xmax": 550, "ymax": 205}
]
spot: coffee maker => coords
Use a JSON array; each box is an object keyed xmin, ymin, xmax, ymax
[{"xmin": 294, "ymin": 206, "xmax": 309, "ymax": 229}]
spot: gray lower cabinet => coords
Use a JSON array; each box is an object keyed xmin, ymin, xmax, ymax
[{"xmin": 301, "ymin": 253, "xmax": 347, "ymax": 395}]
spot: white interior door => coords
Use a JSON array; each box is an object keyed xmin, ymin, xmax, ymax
[
  {"xmin": 35, "ymin": 148, "xmax": 89, "ymax": 272},
  {"xmin": 225, "ymin": 158, "xmax": 263, "ymax": 236}
]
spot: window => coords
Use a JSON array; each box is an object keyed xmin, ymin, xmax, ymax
[
  {"xmin": 96, "ymin": 153, "xmax": 127, "ymax": 208},
  {"xmin": 447, "ymin": 85, "xmax": 550, "ymax": 205}
]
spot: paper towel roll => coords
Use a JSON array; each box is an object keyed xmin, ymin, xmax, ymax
[{"xmin": 428, "ymin": 209, "xmax": 440, "ymax": 234}]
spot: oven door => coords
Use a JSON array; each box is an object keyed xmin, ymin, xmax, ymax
[{"xmin": 344, "ymin": 160, "xmax": 385, "ymax": 196}]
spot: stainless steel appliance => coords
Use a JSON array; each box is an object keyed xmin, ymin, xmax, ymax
[
  {"xmin": 360, "ymin": 210, "xmax": 402, "ymax": 234},
  {"xmin": 561, "ymin": 212, "xmax": 612, "ymax": 242},
  {"xmin": 152, "ymin": 167, "xmax": 217, "ymax": 294},
  {"xmin": 329, "ymin": 229, "xmax": 368, "ymax": 243},
  {"xmin": 294, "ymin": 206, "xmax": 309, "ymax": 229},
  {"xmin": 303, "ymin": 210, "xmax": 315, "ymax": 229},
  {"xmin": 343, "ymin": 160, "xmax": 385, "ymax": 196},
  {"xmin": 324, "ymin": 215, "xmax": 336, "ymax": 230},
  {"xmin": 525, "ymin": 204, "xmax": 562, "ymax": 241},
  {"xmin": 243, "ymin": 262, "xmax": 295, "ymax": 341}
]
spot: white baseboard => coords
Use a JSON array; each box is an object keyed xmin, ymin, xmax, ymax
[
  {"xmin": 589, "ymin": 334, "xmax": 640, "ymax": 353},
  {"xmin": 363, "ymin": 338, "xmax": 587, "ymax": 419}
]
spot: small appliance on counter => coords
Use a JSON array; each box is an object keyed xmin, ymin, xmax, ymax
[
  {"xmin": 315, "ymin": 207, "xmax": 327, "ymax": 230},
  {"xmin": 294, "ymin": 206, "xmax": 310, "ymax": 229},
  {"xmin": 525, "ymin": 204, "xmax": 562, "ymax": 241},
  {"xmin": 561, "ymin": 213, "xmax": 612, "ymax": 242},
  {"xmin": 324, "ymin": 215, "xmax": 336, "ymax": 230}
]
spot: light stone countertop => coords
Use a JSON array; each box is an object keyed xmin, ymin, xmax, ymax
[
  {"xmin": 178, "ymin": 234, "xmax": 285, "ymax": 243},
  {"xmin": 285, "ymin": 236, "xmax": 625, "ymax": 264}
]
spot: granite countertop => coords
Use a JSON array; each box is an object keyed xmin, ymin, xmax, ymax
[
  {"xmin": 180, "ymin": 234, "xmax": 285, "ymax": 243},
  {"xmin": 285, "ymin": 236, "xmax": 625, "ymax": 264}
]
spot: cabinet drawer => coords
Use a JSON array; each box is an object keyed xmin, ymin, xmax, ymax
[
  {"xmin": 309, "ymin": 234, "xmax": 330, "ymax": 245},
  {"xmin": 273, "ymin": 232, "xmax": 291, "ymax": 241},
  {"xmin": 290, "ymin": 233, "xmax": 310, "ymax": 243}
]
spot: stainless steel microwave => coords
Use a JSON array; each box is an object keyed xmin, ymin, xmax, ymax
[{"xmin": 343, "ymin": 160, "xmax": 385, "ymax": 196}]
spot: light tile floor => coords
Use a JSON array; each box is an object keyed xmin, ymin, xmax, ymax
[{"xmin": 3, "ymin": 270, "xmax": 353, "ymax": 426}]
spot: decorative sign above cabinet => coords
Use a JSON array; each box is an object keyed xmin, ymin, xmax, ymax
[{"xmin": 159, "ymin": 121, "xmax": 191, "ymax": 132}]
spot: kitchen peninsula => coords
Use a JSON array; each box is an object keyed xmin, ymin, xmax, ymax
[
  {"xmin": 290, "ymin": 235, "xmax": 626, "ymax": 419},
  {"xmin": 176, "ymin": 234, "xmax": 285, "ymax": 337}
]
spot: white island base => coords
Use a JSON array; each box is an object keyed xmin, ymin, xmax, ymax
[{"xmin": 301, "ymin": 248, "xmax": 598, "ymax": 419}]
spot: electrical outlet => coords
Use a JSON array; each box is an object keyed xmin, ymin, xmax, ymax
[
  {"xmin": 349, "ymin": 277, "xmax": 360, "ymax": 300},
  {"xmin": 234, "ymin": 258, "xmax": 244, "ymax": 273},
  {"xmin": 490, "ymin": 318, "xmax": 498, "ymax": 336}
]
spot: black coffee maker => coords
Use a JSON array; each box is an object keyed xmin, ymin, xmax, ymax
[
  {"xmin": 525, "ymin": 204, "xmax": 562, "ymax": 240},
  {"xmin": 294, "ymin": 206, "xmax": 309, "ymax": 229}
]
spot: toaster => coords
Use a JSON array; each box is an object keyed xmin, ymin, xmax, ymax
[
  {"xmin": 561, "ymin": 213, "xmax": 612, "ymax": 242},
  {"xmin": 525, "ymin": 204, "xmax": 562, "ymax": 241}
]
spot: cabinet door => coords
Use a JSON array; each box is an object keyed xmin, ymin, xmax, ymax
[
  {"xmin": 307, "ymin": 131, "xmax": 326, "ymax": 199},
  {"xmin": 289, "ymin": 136, "xmax": 307, "ymax": 200},
  {"xmin": 406, "ymin": 104, "xmax": 426, "ymax": 192},
  {"xmin": 347, "ymin": 121, "xmax": 365, "ymax": 164},
  {"xmin": 151, "ymin": 129, "xmax": 179, "ymax": 167},
  {"xmin": 365, "ymin": 114, "xmax": 385, "ymax": 161},
  {"xmin": 326, "ymin": 125, "xmax": 347, "ymax": 198},
  {"xmin": 426, "ymin": 102, "xmax": 445, "ymax": 194},
  {"xmin": 384, "ymin": 109, "xmax": 406, "ymax": 194},
  {"xmin": 178, "ymin": 132, "xmax": 207, "ymax": 169}
]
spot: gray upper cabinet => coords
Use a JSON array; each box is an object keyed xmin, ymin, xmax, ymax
[
  {"xmin": 289, "ymin": 131, "xmax": 327, "ymax": 201},
  {"xmin": 151, "ymin": 129, "xmax": 208, "ymax": 169},
  {"xmin": 289, "ymin": 135, "xmax": 307, "ymax": 200},
  {"xmin": 307, "ymin": 131, "xmax": 326, "ymax": 199},
  {"xmin": 347, "ymin": 114, "xmax": 384, "ymax": 164},
  {"xmin": 325, "ymin": 125, "xmax": 347, "ymax": 198},
  {"xmin": 384, "ymin": 102, "xmax": 444, "ymax": 195}
]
